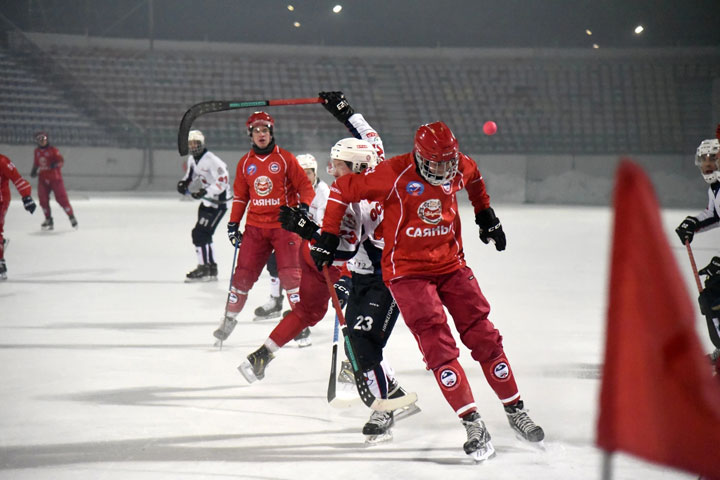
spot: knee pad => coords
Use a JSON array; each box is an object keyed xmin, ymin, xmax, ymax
[{"xmin": 192, "ymin": 225, "xmax": 212, "ymax": 246}]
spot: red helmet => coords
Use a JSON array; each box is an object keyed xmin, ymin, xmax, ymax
[
  {"xmin": 246, "ymin": 111, "xmax": 274, "ymax": 136},
  {"xmin": 413, "ymin": 121, "xmax": 459, "ymax": 185}
]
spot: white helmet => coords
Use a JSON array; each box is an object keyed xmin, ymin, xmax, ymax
[
  {"xmin": 297, "ymin": 154, "xmax": 317, "ymax": 173},
  {"xmin": 188, "ymin": 129, "xmax": 205, "ymax": 156},
  {"xmin": 331, "ymin": 138, "xmax": 377, "ymax": 173},
  {"xmin": 695, "ymin": 139, "xmax": 720, "ymax": 184}
]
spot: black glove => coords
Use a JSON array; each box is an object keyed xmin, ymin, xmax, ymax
[
  {"xmin": 22, "ymin": 196, "xmax": 36, "ymax": 214},
  {"xmin": 698, "ymin": 276, "xmax": 720, "ymax": 316},
  {"xmin": 310, "ymin": 232, "xmax": 340, "ymax": 270},
  {"xmin": 475, "ymin": 207, "xmax": 506, "ymax": 251},
  {"xmin": 278, "ymin": 205, "xmax": 319, "ymax": 240},
  {"xmin": 30, "ymin": 165, "xmax": 38, "ymax": 178},
  {"xmin": 319, "ymin": 91, "xmax": 354, "ymax": 123},
  {"xmin": 177, "ymin": 180, "xmax": 189, "ymax": 195},
  {"xmin": 227, "ymin": 222, "xmax": 242, "ymax": 247},
  {"xmin": 191, "ymin": 188, "xmax": 207, "ymax": 199},
  {"xmin": 675, "ymin": 216, "xmax": 699, "ymax": 245},
  {"xmin": 699, "ymin": 256, "xmax": 720, "ymax": 278},
  {"xmin": 298, "ymin": 203, "xmax": 309, "ymax": 216},
  {"xmin": 334, "ymin": 275, "xmax": 352, "ymax": 309}
]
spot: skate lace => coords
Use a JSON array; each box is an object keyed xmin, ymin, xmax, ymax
[
  {"xmin": 508, "ymin": 409, "xmax": 538, "ymax": 433},
  {"xmin": 463, "ymin": 418, "xmax": 485, "ymax": 441},
  {"xmin": 367, "ymin": 411, "xmax": 392, "ymax": 427},
  {"xmin": 219, "ymin": 316, "xmax": 236, "ymax": 333}
]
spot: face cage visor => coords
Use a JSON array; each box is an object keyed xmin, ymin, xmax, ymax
[
  {"xmin": 189, "ymin": 140, "xmax": 204, "ymax": 156},
  {"xmin": 415, "ymin": 151, "xmax": 458, "ymax": 186}
]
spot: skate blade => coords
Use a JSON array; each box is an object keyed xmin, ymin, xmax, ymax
[
  {"xmin": 213, "ymin": 339, "xmax": 223, "ymax": 349},
  {"xmin": 185, "ymin": 277, "xmax": 213, "ymax": 283},
  {"xmin": 294, "ymin": 338, "xmax": 312, "ymax": 348},
  {"xmin": 514, "ymin": 434, "xmax": 546, "ymax": 450},
  {"xmin": 237, "ymin": 361, "xmax": 258, "ymax": 383},
  {"xmin": 364, "ymin": 431, "xmax": 393, "ymax": 446},
  {"xmin": 467, "ymin": 442, "xmax": 496, "ymax": 463},
  {"xmin": 253, "ymin": 312, "xmax": 281, "ymax": 322},
  {"xmin": 393, "ymin": 403, "xmax": 422, "ymax": 422}
]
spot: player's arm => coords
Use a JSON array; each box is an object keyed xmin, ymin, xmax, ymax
[
  {"xmin": 50, "ymin": 148, "xmax": 64, "ymax": 169},
  {"xmin": 462, "ymin": 154, "xmax": 505, "ymax": 251},
  {"xmin": 176, "ymin": 160, "xmax": 193, "ymax": 194},
  {"xmin": 287, "ymin": 153, "xmax": 315, "ymax": 208},
  {"xmin": 1, "ymin": 156, "xmax": 35, "ymax": 213},
  {"xmin": 203, "ymin": 155, "xmax": 230, "ymax": 198},
  {"xmin": 319, "ymin": 91, "xmax": 385, "ymax": 161}
]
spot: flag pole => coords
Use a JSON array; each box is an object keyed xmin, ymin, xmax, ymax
[{"xmin": 601, "ymin": 452, "xmax": 613, "ymax": 480}]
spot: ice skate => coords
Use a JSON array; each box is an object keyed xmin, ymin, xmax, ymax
[
  {"xmin": 328, "ymin": 359, "xmax": 360, "ymax": 408},
  {"xmin": 504, "ymin": 400, "xmax": 545, "ymax": 442},
  {"xmin": 461, "ymin": 411, "xmax": 495, "ymax": 462},
  {"xmin": 338, "ymin": 359, "xmax": 356, "ymax": 385},
  {"xmin": 185, "ymin": 264, "xmax": 215, "ymax": 283},
  {"xmin": 41, "ymin": 217, "xmax": 53, "ymax": 231},
  {"xmin": 388, "ymin": 378, "xmax": 422, "ymax": 421},
  {"xmin": 0, "ymin": 259, "xmax": 7, "ymax": 281},
  {"xmin": 208, "ymin": 263, "xmax": 218, "ymax": 279},
  {"xmin": 253, "ymin": 295, "xmax": 283, "ymax": 321},
  {"xmin": 363, "ymin": 410, "xmax": 394, "ymax": 445},
  {"xmin": 710, "ymin": 348, "xmax": 720, "ymax": 376},
  {"xmin": 213, "ymin": 315, "xmax": 237, "ymax": 342},
  {"xmin": 237, "ymin": 345, "xmax": 274, "ymax": 383},
  {"xmin": 293, "ymin": 327, "xmax": 312, "ymax": 348},
  {"xmin": 69, "ymin": 215, "xmax": 78, "ymax": 229}
]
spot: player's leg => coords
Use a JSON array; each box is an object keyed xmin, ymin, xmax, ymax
[
  {"xmin": 253, "ymin": 252, "xmax": 284, "ymax": 320},
  {"xmin": 52, "ymin": 178, "xmax": 76, "ymax": 228},
  {"xmin": 37, "ymin": 180, "xmax": 52, "ymax": 230},
  {"xmin": 0, "ymin": 201, "xmax": 8, "ymax": 280},
  {"xmin": 440, "ymin": 266, "xmax": 544, "ymax": 442},
  {"xmin": 271, "ymin": 230, "xmax": 306, "ymax": 343},
  {"xmin": 187, "ymin": 204, "xmax": 225, "ymax": 282}
]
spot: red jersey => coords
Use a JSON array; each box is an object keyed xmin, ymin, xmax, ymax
[
  {"xmin": 323, "ymin": 152, "xmax": 490, "ymax": 281},
  {"xmin": 33, "ymin": 145, "xmax": 64, "ymax": 182},
  {"xmin": 0, "ymin": 154, "xmax": 32, "ymax": 204},
  {"xmin": 230, "ymin": 145, "xmax": 315, "ymax": 228}
]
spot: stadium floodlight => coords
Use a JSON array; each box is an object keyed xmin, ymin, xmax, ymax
[
  {"xmin": 634, "ymin": 25, "xmax": 644, "ymax": 34},
  {"xmin": 333, "ymin": 5, "xmax": 342, "ymax": 13}
]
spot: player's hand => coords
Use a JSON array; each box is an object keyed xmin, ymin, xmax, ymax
[
  {"xmin": 475, "ymin": 207, "xmax": 506, "ymax": 251},
  {"xmin": 177, "ymin": 180, "xmax": 189, "ymax": 195},
  {"xmin": 699, "ymin": 256, "xmax": 720, "ymax": 278},
  {"xmin": 190, "ymin": 188, "xmax": 206, "ymax": 199},
  {"xmin": 22, "ymin": 196, "xmax": 36, "ymax": 214},
  {"xmin": 675, "ymin": 216, "xmax": 699, "ymax": 245},
  {"xmin": 227, "ymin": 222, "xmax": 242, "ymax": 247},
  {"xmin": 334, "ymin": 275, "xmax": 352, "ymax": 309},
  {"xmin": 278, "ymin": 205, "xmax": 319, "ymax": 240},
  {"xmin": 30, "ymin": 166, "xmax": 38, "ymax": 178},
  {"xmin": 310, "ymin": 232, "xmax": 340, "ymax": 270},
  {"xmin": 319, "ymin": 91, "xmax": 354, "ymax": 123}
]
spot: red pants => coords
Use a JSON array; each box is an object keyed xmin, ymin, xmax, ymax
[
  {"xmin": 227, "ymin": 225, "xmax": 302, "ymax": 315},
  {"xmin": 38, "ymin": 177, "xmax": 73, "ymax": 218},
  {"xmin": 268, "ymin": 246, "xmax": 342, "ymax": 347}
]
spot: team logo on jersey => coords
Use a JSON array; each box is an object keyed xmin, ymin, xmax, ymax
[
  {"xmin": 254, "ymin": 176, "xmax": 273, "ymax": 196},
  {"xmin": 442, "ymin": 182, "xmax": 452, "ymax": 194},
  {"xmin": 417, "ymin": 198, "xmax": 443, "ymax": 225},
  {"xmin": 246, "ymin": 164, "xmax": 257, "ymax": 175},
  {"xmin": 269, "ymin": 162, "xmax": 281, "ymax": 174},
  {"xmin": 406, "ymin": 181, "xmax": 424, "ymax": 196},
  {"xmin": 492, "ymin": 360, "xmax": 511, "ymax": 381},
  {"xmin": 438, "ymin": 368, "xmax": 459, "ymax": 390}
]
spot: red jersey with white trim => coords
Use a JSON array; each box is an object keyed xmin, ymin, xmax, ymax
[
  {"xmin": 323, "ymin": 152, "xmax": 491, "ymax": 281},
  {"xmin": 230, "ymin": 145, "xmax": 315, "ymax": 228},
  {"xmin": 0, "ymin": 154, "xmax": 32, "ymax": 204},
  {"xmin": 33, "ymin": 145, "xmax": 64, "ymax": 182}
]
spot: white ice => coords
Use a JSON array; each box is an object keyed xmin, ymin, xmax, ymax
[{"xmin": 1, "ymin": 193, "xmax": 714, "ymax": 480}]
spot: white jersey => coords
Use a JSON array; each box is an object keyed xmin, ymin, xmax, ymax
[
  {"xmin": 695, "ymin": 183, "xmax": 720, "ymax": 232},
  {"xmin": 182, "ymin": 150, "xmax": 230, "ymax": 208},
  {"xmin": 309, "ymin": 180, "xmax": 330, "ymax": 226},
  {"xmin": 332, "ymin": 113, "xmax": 386, "ymax": 275}
]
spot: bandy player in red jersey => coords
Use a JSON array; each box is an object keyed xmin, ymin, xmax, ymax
[
  {"xmin": 0, "ymin": 154, "xmax": 37, "ymax": 280},
  {"xmin": 31, "ymin": 132, "xmax": 77, "ymax": 231},
  {"xmin": 312, "ymin": 121, "xmax": 544, "ymax": 461},
  {"xmin": 213, "ymin": 111, "xmax": 315, "ymax": 343}
]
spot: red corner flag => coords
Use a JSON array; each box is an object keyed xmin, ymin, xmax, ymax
[{"xmin": 597, "ymin": 160, "xmax": 720, "ymax": 479}]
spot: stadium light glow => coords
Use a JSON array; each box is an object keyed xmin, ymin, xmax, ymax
[
  {"xmin": 593, "ymin": 43, "xmax": 599, "ymax": 49},
  {"xmin": 333, "ymin": 5, "xmax": 342, "ymax": 13},
  {"xmin": 293, "ymin": 22, "xmax": 301, "ymax": 27},
  {"xmin": 287, "ymin": 5, "xmax": 294, "ymax": 11},
  {"xmin": 634, "ymin": 25, "xmax": 644, "ymax": 34},
  {"xmin": 585, "ymin": 29, "xmax": 592, "ymax": 36}
]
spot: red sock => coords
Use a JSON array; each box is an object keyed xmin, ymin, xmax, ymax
[
  {"xmin": 433, "ymin": 359, "xmax": 476, "ymax": 417},
  {"xmin": 268, "ymin": 311, "xmax": 307, "ymax": 347},
  {"xmin": 480, "ymin": 352, "xmax": 520, "ymax": 405}
]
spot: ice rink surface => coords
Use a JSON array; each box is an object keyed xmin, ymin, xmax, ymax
[{"xmin": 1, "ymin": 193, "xmax": 715, "ymax": 480}]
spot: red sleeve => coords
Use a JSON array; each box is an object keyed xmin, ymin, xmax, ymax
[
  {"xmin": 0, "ymin": 155, "xmax": 32, "ymax": 197},
  {"xmin": 322, "ymin": 161, "xmax": 395, "ymax": 235},
  {"xmin": 460, "ymin": 154, "xmax": 491, "ymax": 213},
  {"xmin": 51, "ymin": 147, "xmax": 64, "ymax": 168},
  {"xmin": 229, "ymin": 154, "xmax": 251, "ymax": 223},
  {"xmin": 286, "ymin": 152, "xmax": 315, "ymax": 206}
]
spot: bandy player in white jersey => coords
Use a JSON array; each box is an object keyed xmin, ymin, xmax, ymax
[
  {"xmin": 675, "ymin": 133, "xmax": 720, "ymax": 375},
  {"xmin": 176, "ymin": 129, "xmax": 230, "ymax": 282},
  {"xmin": 313, "ymin": 114, "xmax": 545, "ymax": 460},
  {"xmin": 238, "ymin": 92, "xmax": 416, "ymax": 444}
]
